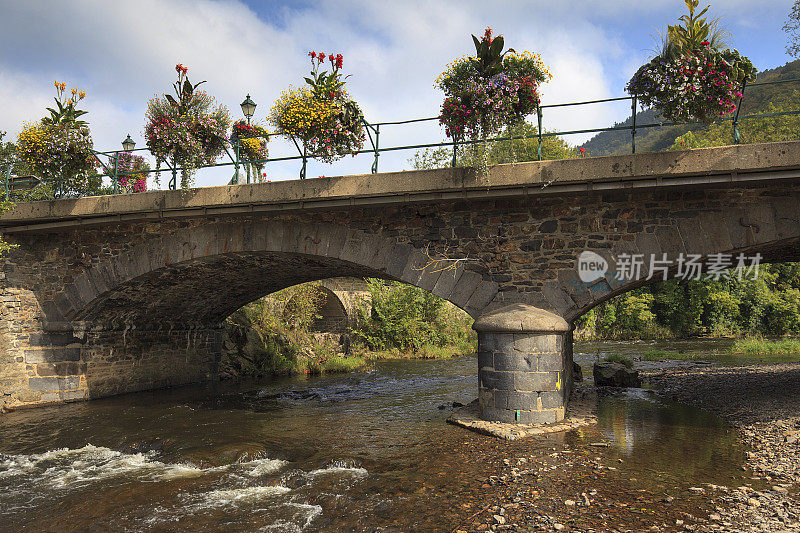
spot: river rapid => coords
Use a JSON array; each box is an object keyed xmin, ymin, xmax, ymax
[{"xmin": 0, "ymin": 341, "xmax": 755, "ymax": 531}]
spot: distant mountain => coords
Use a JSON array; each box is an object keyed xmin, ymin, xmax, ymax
[{"xmin": 580, "ymin": 59, "xmax": 800, "ymax": 156}]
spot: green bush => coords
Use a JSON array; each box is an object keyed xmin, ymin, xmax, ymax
[{"xmin": 351, "ymin": 279, "xmax": 476, "ymax": 355}]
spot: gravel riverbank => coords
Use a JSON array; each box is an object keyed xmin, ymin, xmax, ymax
[
  {"xmin": 646, "ymin": 363, "xmax": 800, "ymax": 532},
  {"xmin": 450, "ymin": 363, "xmax": 800, "ymax": 532}
]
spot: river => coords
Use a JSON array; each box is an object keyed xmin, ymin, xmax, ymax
[{"xmin": 0, "ymin": 341, "xmax": 755, "ymax": 531}]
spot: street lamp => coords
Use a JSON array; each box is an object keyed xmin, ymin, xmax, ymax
[
  {"xmin": 240, "ymin": 94, "xmax": 256, "ymax": 124},
  {"xmin": 121, "ymin": 134, "xmax": 135, "ymax": 152}
]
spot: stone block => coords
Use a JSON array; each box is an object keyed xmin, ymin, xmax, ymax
[
  {"xmin": 539, "ymin": 391, "xmax": 564, "ymax": 410},
  {"xmin": 431, "ymin": 263, "xmax": 464, "ymax": 301},
  {"xmin": 480, "ymin": 406, "xmax": 517, "ymax": 424},
  {"xmin": 448, "ymin": 270, "xmax": 483, "ymax": 308},
  {"xmin": 479, "ymin": 369, "xmax": 514, "ymax": 391},
  {"xmin": 514, "ymin": 371, "xmax": 558, "ymax": 392},
  {"xmin": 477, "ymin": 351, "xmax": 493, "ymax": 371},
  {"xmin": 24, "ymin": 347, "xmax": 82, "ymax": 364},
  {"xmin": 517, "ymin": 409, "xmax": 559, "ymax": 425},
  {"xmin": 28, "ymin": 376, "xmax": 59, "ymax": 391},
  {"xmin": 478, "ymin": 387, "xmax": 494, "ymax": 408},
  {"xmin": 465, "ymin": 281, "xmax": 499, "ymax": 316},
  {"xmin": 538, "ymin": 351, "xmax": 563, "ymax": 372},
  {"xmin": 493, "ymin": 390, "xmax": 538, "ymax": 411},
  {"xmin": 513, "ymin": 333, "xmax": 561, "ymax": 354},
  {"xmin": 478, "ymin": 332, "xmax": 514, "ymax": 353},
  {"xmin": 492, "ymin": 353, "xmax": 536, "ymax": 372}
]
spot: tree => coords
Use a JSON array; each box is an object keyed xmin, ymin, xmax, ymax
[
  {"xmin": 410, "ymin": 121, "xmax": 575, "ymax": 170},
  {"xmin": 785, "ymin": 1, "xmax": 800, "ymax": 58}
]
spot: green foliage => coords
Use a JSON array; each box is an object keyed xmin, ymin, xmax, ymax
[
  {"xmin": 410, "ymin": 121, "xmax": 575, "ymax": 170},
  {"xmin": 470, "ymin": 29, "xmax": 513, "ymax": 78},
  {"xmin": 351, "ymin": 279, "xmax": 476, "ymax": 354},
  {"xmin": 582, "ymin": 264, "xmax": 800, "ymax": 340},
  {"xmin": 43, "ymin": 83, "xmax": 88, "ymax": 127},
  {"xmin": 666, "ymin": 0, "xmax": 727, "ymax": 57},
  {"xmin": 730, "ymin": 337, "xmax": 800, "ymax": 356}
]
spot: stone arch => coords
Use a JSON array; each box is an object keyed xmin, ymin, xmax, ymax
[
  {"xmin": 49, "ymin": 220, "xmax": 499, "ymax": 329},
  {"xmin": 283, "ymin": 285, "xmax": 350, "ymax": 333}
]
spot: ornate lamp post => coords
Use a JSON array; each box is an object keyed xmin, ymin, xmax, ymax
[
  {"xmin": 121, "ymin": 134, "xmax": 135, "ymax": 152},
  {"xmin": 240, "ymin": 94, "xmax": 256, "ymax": 125}
]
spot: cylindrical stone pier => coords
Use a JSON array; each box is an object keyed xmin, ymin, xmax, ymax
[{"xmin": 473, "ymin": 304, "xmax": 571, "ymax": 425}]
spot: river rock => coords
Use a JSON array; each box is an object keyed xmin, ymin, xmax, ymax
[
  {"xmin": 593, "ymin": 361, "xmax": 642, "ymax": 388},
  {"xmin": 573, "ymin": 362, "xmax": 583, "ymax": 382}
]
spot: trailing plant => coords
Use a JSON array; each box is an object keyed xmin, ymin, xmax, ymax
[
  {"xmin": 109, "ymin": 152, "xmax": 149, "ymax": 193},
  {"xmin": 230, "ymin": 119, "xmax": 269, "ymax": 181},
  {"xmin": 626, "ymin": 0, "xmax": 756, "ymax": 123},
  {"xmin": 436, "ymin": 28, "xmax": 550, "ymax": 175},
  {"xmin": 269, "ymin": 52, "xmax": 365, "ymax": 164},
  {"xmin": 144, "ymin": 64, "xmax": 230, "ymax": 189}
]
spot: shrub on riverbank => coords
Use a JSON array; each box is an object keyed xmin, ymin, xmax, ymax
[
  {"xmin": 730, "ymin": 338, "xmax": 800, "ymax": 356},
  {"xmin": 350, "ymin": 279, "xmax": 476, "ymax": 357}
]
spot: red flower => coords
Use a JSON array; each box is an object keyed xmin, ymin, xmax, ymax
[
  {"xmin": 580, "ymin": 147, "xmax": 586, "ymax": 154},
  {"xmin": 336, "ymin": 54, "xmax": 343, "ymax": 69},
  {"xmin": 309, "ymin": 51, "xmax": 316, "ymax": 58},
  {"xmin": 483, "ymin": 27, "xmax": 492, "ymax": 42},
  {"xmin": 319, "ymin": 53, "xmax": 326, "ymax": 62},
  {"xmin": 701, "ymin": 40, "xmax": 710, "ymax": 46}
]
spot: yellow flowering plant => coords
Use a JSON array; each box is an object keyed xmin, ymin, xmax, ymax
[
  {"xmin": 269, "ymin": 52, "xmax": 365, "ymax": 164},
  {"xmin": 229, "ymin": 119, "xmax": 269, "ymax": 181},
  {"xmin": 15, "ymin": 82, "xmax": 96, "ymax": 197}
]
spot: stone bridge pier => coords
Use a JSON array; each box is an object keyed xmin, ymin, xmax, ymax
[
  {"xmin": 474, "ymin": 305, "xmax": 572, "ymax": 425},
  {"xmin": 2, "ymin": 141, "xmax": 800, "ymax": 426}
]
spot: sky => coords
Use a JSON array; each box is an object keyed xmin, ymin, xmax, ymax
[{"xmin": 0, "ymin": 0, "xmax": 796, "ymax": 188}]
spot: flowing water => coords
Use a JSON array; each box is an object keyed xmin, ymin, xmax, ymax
[{"xmin": 0, "ymin": 341, "xmax": 753, "ymax": 531}]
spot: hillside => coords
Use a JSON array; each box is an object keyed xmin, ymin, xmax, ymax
[{"xmin": 581, "ymin": 59, "xmax": 800, "ymax": 156}]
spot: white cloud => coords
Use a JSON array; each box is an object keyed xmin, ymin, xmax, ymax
[{"xmin": 0, "ymin": 0, "xmax": 793, "ymax": 186}]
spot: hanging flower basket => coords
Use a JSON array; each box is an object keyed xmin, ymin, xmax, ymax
[
  {"xmin": 437, "ymin": 28, "xmax": 551, "ymax": 141},
  {"xmin": 16, "ymin": 82, "xmax": 95, "ymax": 197},
  {"xmin": 230, "ymin": 119, "xmax": 269, "ymax": 177},
  {"xmin": 626, "ymin": 1, "xmax": 756, "ymax": 123},
  {"xmin": 144, "ymin": 64, "xmax": 230, "ymax": 189},
  {"xmin": 269, "ymin": 52, "xmax": 365, "ymax": 164},
  {"xmin": 111, "ymin": 152, "xmax": 149, "ymax": 193}
]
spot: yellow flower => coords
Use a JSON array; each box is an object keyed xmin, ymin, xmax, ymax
[{"xmin": 71, "ymin": 87, "xmax": 77, "ymax": 96}]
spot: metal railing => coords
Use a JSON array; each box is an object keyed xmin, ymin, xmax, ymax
[{"xmin": 3, "ymin": 76, "xmax": 800, "ymax": 199}]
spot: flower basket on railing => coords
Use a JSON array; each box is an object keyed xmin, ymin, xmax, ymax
[
  {"xmin": 16, "ymin": 82, "xmax": 95, "ymax": 197},
  {"xmin": 437, "ymin": 28, "xmax": 551, "ymax": 143},
  {"xmin": 144, "ymin": 64, "xmax": 230, "ymax": 189},
  {"xmin": 626, "ymin": 0, "xmax": 756, "ymax": 123},
  {"xmin": 269, "ymin": 52, "xmax": 365, "ymax": 164},
  {"xmin": 110, "ymin": 152, "xmax": 149, "ymax": 193},
  {"xmin": 229, "ymin": 119, "xmax": 269, "ymax": 181}
]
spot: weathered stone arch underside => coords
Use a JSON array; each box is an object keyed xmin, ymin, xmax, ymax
[{"xmin": 54, "ymin": 220, "xmax": 500, "ymax": 329}]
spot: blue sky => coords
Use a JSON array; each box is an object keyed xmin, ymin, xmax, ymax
[{"xmin": 0, "ymin": 0, "xmax": 795, "ymax": 187}]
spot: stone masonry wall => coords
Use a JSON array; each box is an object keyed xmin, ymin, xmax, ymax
[
  {"xmin": 2, "ymin": 180, "xmax": 800, "ymax": 409},
  {"xmin": 0, "ymin": 275, "xmax": 221, "ymax": 409}
]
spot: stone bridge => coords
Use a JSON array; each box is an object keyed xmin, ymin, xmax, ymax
[{"xmin": 2, "ymin": 141, "xmax": 800, "ymax": 424}]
